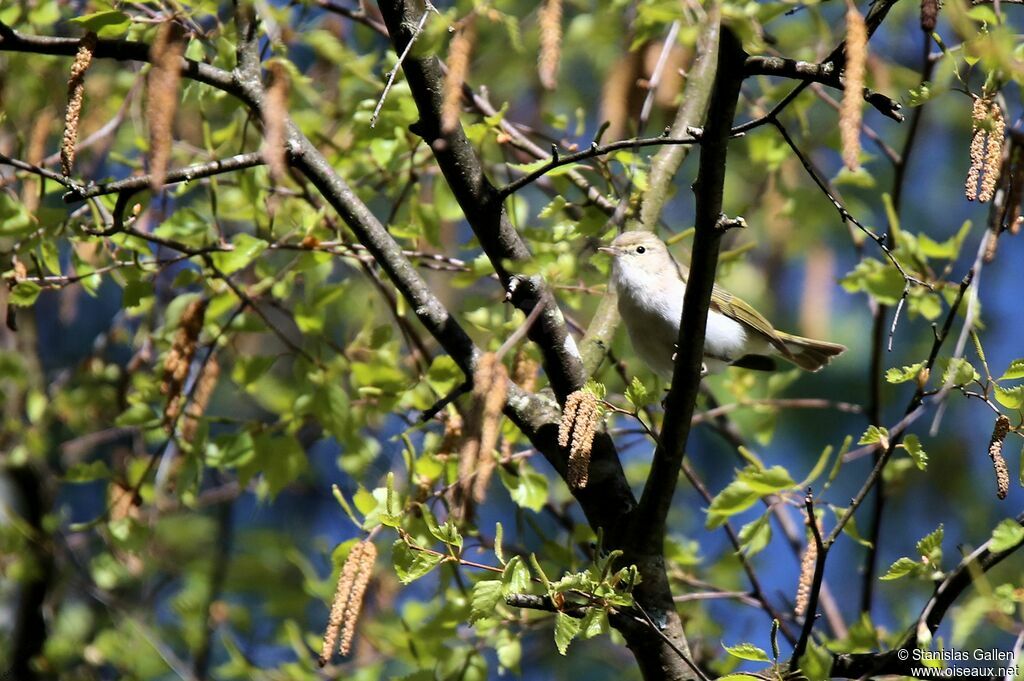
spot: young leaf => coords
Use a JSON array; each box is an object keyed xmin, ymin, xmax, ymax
[
  {"xmin": 470, "ymin": 579, "xmax": 503, "ymax": 622},
  {"xmin": 502, "ymin": 556, "xmax": 530, "ymax": 595},
  {"xmin": 738, "ymin": 465, "xmax": 796, "ymax": 494},
  {"xmin": 625, "ymin": 376, "xmax": 652, "ymax": 411},
  {"xmin": 902, "ymin": 434, "xmax": 928, "ymax": 470},
  {"xmin": 858, "ymin": 425, "xmax": 890, "ymax": 450},
  {"xmin": 830, "ymin": 505, "xmax": 873, "ymax": 548},
  {"xmin": 886, "ymin": 362, "xmax": 926, "ymax": 384},
  {"xmin": 723, "ymin": 642, "xmax": 771, "ymax": 662},
  {"xmin": 994, "ymin": 385, "xmax": 1024, "ymax": 410},
  {"xmin": 941, "ymin": 357, "xmax": 979, "ymax": 386},
  {"xmin": 916, "ymin": 524, "xmax": 943, "ymax": 568},
  {"xmin": 392, "ymin": 540, "xmax": 445, "ymax": 583},
  {"xmin": 989, "ymin": 519, "xmax": 1024, "ymax": 552},
  {"xmin": 706, "ymin": 480, "xmax": 759, "ymax": 528},
  {"xmin": 554, "ymin": 612, "xmax": 581, "ymax": 655},
  {"xmin": 799, "ymin": 444, "xmax": 833, "ymax": 488},
  {"xmin": 879, "ymin": 556, "xmax": 921, "ymax": 581},
  {"xmin": 998, "ymin": 359, "xmax": 1024, "ymax": 381},
  {"xmin": 737, "ymin": 513, "xmax": 772, "ymax": 556}
]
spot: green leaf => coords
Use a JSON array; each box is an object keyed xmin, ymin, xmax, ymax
[
  {"xmin": 495, "ymin": 628, "xmax": 522, "ymax": 673},
  {"xmin": 392, "ymin": 540, "xmax": 445, "ymax": 584},
  {"xmin": 470, "ymin": 579, "xmax": 503, "ymax": 623},
  {"xmin": 879, "ymin": 556, "xmax": 920, "ymax": 581},
  {"xmin": 994, "ymin": 385, "xmax": 1024, "ymax": 410},
  {"xmin": 115, "ymin": 403, "xmax": 159, "ymax": 427},
  {"xmin": 738, "ymin": 465, "xmax": 796, "ymax": 495},
  {"xmin": 501, "ymin": 556, "xmax": 530, "ymax": 595},
  {"xmin": 858, "ymin": 425, "xmax": 890, "ymax": 449},
  {"xmin": 64, "ymin": 460, "xmax": 112, "ymax": 483},
  {"xmin": 998, "ymin": 359, "xmax": 1024, "ymax": 381},
  {"xmin": 886, "ymin": 362, "xmax": 926, "ymax": 384},
  {"xmin": 830, "ymin": 505, "xmax": 873, "ymax": 548},
  {"xmin": 989, "ymin": 520, "xmax": 1024, "ymax": 553},
  {"xmin": 706, "ymin": 480, "xmax": 759, "ymax": 528},
  {"xmin": 737, "ymin": 513, "xmax": 772, "ymax": 556},
  {"xmin": 209, "ymin": 233, "xmax": 268, "ymax": 275},
  {"xmin": 625, "ymin": 376, "xmax": 652, "ymax": 411},
  {"xmin": 69, "ymin": 10, "xmax": 131, "ymax": 37},
  {"xmin": 902, "ymin": 435, "xmax": 928, "ymax": 470},
  {"xmin": 10, "ymin": 281, "xmax": 42, "ymax": 307},
  {"xmin": 498, "ymin": 464, "xmax": 548, "ymax": 512},
  {"xmin": 553, "ymin": 612, "xmax": 581, "ymax": 655},
  {"xmin": 798, "ymin": 444, "xmax": 833, "ymax": 488},
  {"xmin": 941, "ymin": 357, "xmax": 979, "ymax": 386},
  {"xmin": 723, "ymin": 642, "xmax": 771, "ymax": 662},
  {"xmin": 916, "ymin": 524, "xmax": 943, "ymax": 567}
]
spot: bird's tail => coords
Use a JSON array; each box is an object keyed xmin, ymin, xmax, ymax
[{"xmin": 777, "ymin": 332, "xmax": 847, "ymax": 372}]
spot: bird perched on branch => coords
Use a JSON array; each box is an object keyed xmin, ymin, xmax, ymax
[{"xmin": 599, "ymin": 231, "xmax": 846, "ymax": 377}]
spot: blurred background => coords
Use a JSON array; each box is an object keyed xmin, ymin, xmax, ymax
[{"xmin": 1, "ymin": 0, "xmax": 1022, "ymax": 679}]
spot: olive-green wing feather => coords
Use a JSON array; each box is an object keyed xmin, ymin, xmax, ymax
[
  {"xmin": 673, "ymin": 253, "xmax": 794, "ymax": 358},
  {"xmin": 709, "ymin": 284, "xmax": 793, "ymax": 357}
]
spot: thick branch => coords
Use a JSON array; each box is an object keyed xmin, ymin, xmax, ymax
[
  {"xmin": 0, "ymin": 22, "xmax": 241, "ymax": 96},
  {"xmin": 632, "ymin": 29, "xmax": 747, "ymax": 553},
  {"xmin": 744, "ymin": 56, "xmax": 903, "ymax": 122},
  {"xmin": 376, "ymin": 0, "xmax": 586, "ymax": 402}
]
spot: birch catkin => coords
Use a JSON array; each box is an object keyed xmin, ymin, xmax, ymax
[
  {"xmin": 966, "ymin": 96, "xmax": 1005, "ymax": 203},
  {"xmin": 262, "ymin": 62, "xmax": 290, "ymax": 181},
  {"xmin": 839, "ymin": 2, "xmax": 867, "ymax": 171},
  {"xmin": 61, "ymin": 33, "xmax": 97, "ymax": 177},
  {"xmin": 988, "ymin": 415, "xmax": 1011, "ymax": 500},
  {"xmin": 320, "ymin": 540, "xmax": 377, "ymax": 665},
  {"xmin": 442, "ymin": 21, "xmax": 475, "ymax": 134},
  {"xmin": 148, "ymin": 21, "xmax": 185, "ymax": 190},
  {"xmin": 558, "ymin": 390, "xmax": 599, "ymax": 489},
  {"xmin": 537, "ymin": 0, "xmax": 562, "ymax": 90}
]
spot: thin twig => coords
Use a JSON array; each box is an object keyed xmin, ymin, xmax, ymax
[{"xmin": 369, "ymin": 2, "xmax": 436, "ymax": 128}]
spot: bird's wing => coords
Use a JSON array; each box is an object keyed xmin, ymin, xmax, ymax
[
  {"xmin": 709, "ymin": 284, "xmax": 793, "ymax": 357},
  {"xmin": 674, "ymin": 250, "xmax": 793, "ymax": 358}
]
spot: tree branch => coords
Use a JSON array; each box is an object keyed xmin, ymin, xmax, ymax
[
  {"xmin": 376, "ymin": 0, "xmax": 587, "ymax": 403},
  {"xmin": 63, "ymin": 152, "xmax": 265, "ymax": 201},
  {"xmin": 632, "ymin": 29, "xmax": 747, "ymax": 553},
  {"xmin": 744, "ymin": 56, "xmax": 903, "ymax": 122}
]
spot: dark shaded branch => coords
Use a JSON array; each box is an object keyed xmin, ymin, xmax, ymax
[
  {"xmin": 0, "ymin": 151, "xmax": 80, "ymax": 188},
  {"xmin": 0, "ymin": 21, "xmax": 241, "ymax": 96},
  {"xmin": 505, "ymin": 593, "xmax": 586, "ymax": 618},
  {"xmin": 7, "ymin": 465, "xmax": 54, "ymax": 681},
  {"xmin": 744, "ymin": 56, "xmax": 903, "ymax": 122},
  {"xmin": 789, "ymin": 492, "xmax": 826, "ymax": 671},
  {"xmin": 376, "ymin": 0, "xmax": 587, "ymax": 403},
  {"xmin": 632, "ymin": 29, "xmax": 747, "ymax": 553},
  {"xmin": 731, "ymin": 0, "xmax": 902, "ymax": 135},
  {"xmin": 193, "ymin": 499, "xmax": 233, "ymax": 680}
]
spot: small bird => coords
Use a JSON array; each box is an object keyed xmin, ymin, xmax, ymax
[{"xmin": 598, "ymin": 231, "xmax": 846, "ymax": 377}]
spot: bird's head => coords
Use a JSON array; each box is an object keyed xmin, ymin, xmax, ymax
[{"xmin": 597, "ymin": 231, "xmax": 676, "ymax": 281}]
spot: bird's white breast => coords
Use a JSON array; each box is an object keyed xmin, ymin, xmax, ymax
[{"xmin": 613, "ymin": 260, "xmax": 750, "ymax": 377}]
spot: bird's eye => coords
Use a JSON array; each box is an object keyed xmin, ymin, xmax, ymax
[{"xmin": 636, "ymin": 246, "xmax": 646, "ymax": 254}]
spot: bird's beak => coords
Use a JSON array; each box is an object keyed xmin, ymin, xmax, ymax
[{"xmin": 597, "ymin": 246, "xmax": 616, "ymax": 256}]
